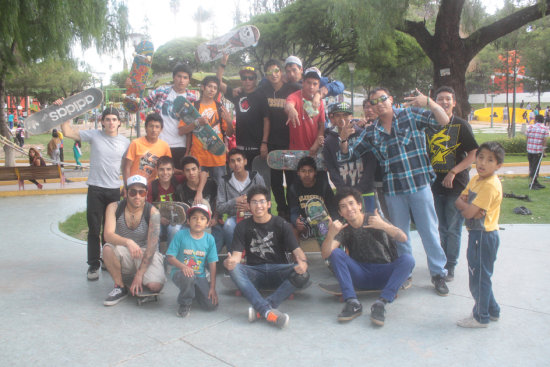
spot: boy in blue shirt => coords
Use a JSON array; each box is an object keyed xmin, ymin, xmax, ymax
[{"xmin": 166, "ymin": 203, "xmax": 219, "ymax": 317}]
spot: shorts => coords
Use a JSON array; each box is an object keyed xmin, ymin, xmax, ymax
[{"xmin": 104, "ymin": 243, "xmax": 166, "ymax": 285}]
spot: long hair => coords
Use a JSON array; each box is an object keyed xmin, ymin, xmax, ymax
[
  {"xmin": 28, "ymin": 147, "xmax": 44, "ymax": 166},
  {"xmin": 47, "ymin": 137, "xmax": 60, "ymax": 158}
]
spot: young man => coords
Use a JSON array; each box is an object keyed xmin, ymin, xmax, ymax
[
  {"xmin": 166, "ymin": 203, "xmax": 219, "ymax": 318},
  {"xmin": 322, "ymin": 187, "xmax": 415, "ymax": 326},
  {"xmin": 102, "ymin": 175, "xmax": 166, "ymax": 306},
  {"xmin": 144, "ymin": 63, "xmax": 196, "ymax": 169},
  {"xmin": 224, "ymin": 185, "xmax": 309, "ymax": 329},
  {"xmin": 216, "ymin": 149, "xmax": 266, "ymax": 250},
  {"xmin": 283, "ymin": 56, "xmax": 344, "ymax": 99},
  {"xmin": 179, "ymin": 76, "xmax": 233, "ymax": 185},
  {"xmin": 526, "ymin": 114, "xmax": 548, "ymax": 189},
  {"xmin": 61, "ymin": 107, "xmax": 130, "ymax": 280},
  {"xmin": 287, "ymin": 157, "xmax": 337, "ymax": 240},
  {"xmin": 218, "ymin": 55, "xmax": 269, "ymax": 170},
  {"xmin": 426, "ymin": 86, "xmax": 478, "ymax": 281},
  {"xmin": 338, "ymin": 87, "xmax": 451, "ymax": 296},
  {"xmin": 123, "ymin": 112, "xmax": 171, "ymax": 184},
  {"xmin": 455, "ymin": 142, "xmax": 505, "ymax": 328}
]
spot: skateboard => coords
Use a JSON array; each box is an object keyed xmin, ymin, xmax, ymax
[
  {"xmin": 252, "ymin": 155, "xmax": 271, "ymax": 192},
  {"xmin": 319, "ymin": 283, "xmax": 383, "ymax": 297},
  {"xmin": 123, "ymin": 40, "xmax": 154, "ymax": 113},
  {"xmin": 173, "ymin": 96, "xmax": 226, "ymax": 156},
  {"xmin": 267, "ymin": 150, "xmax": 326, "ymax": 171},
  {"xmin": 305, "ymin": 198, "xmax": 331, "ymax": 243},
  {"xmin": 153, "ymin": 201, "xmax": 189, "ymax": 226},
  {"xmin": 136, "ymin": 290, "xmax": 161, "ymax": 306},
  {"xmin": 24, "ymin": 88, "xmax": 103, "ymax": 135},
  {"xmin": 221, "ymin": 275, "xmax": 307, "ymax": 299},
  {"xmin": 196, "ymin": 25, "xmax": 260, "ymax": 64}
]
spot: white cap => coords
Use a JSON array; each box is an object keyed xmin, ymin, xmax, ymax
[
  {"xmin": 285, "ymin": 55, "xmax": 302, "ymax": 68},
  {"xmin": 127, "ymin": 175, "xmax": 147, "ymax": 188},
  {"xmin": 187, "ymin": 203, "xmax": 212, "ymax": 221},
  {"xmin": 304, "ymin": 67, "xmax": 322, "ymax": 80}
]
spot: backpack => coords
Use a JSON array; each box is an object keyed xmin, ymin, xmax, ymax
[
  {"xmin": 115, "ymin": 200, "xmax": 152, "ymax": 224},
  {"xmin": 151, "ymin": 177, "xmax": 181, "ymax": 202}
]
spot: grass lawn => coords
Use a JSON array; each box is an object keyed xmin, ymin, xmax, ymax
[{"xmin": 472, "ymin": 131, "xmax": 550, "ymax": 164}]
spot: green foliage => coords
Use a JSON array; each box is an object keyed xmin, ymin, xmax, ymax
[
  {"xmin": 490, "ymin": 136, "xmax": 550, "ymax": 154},
  {"xmin": 152, "ymin": 37, "xmax": 205, "ymax": 74},
  {"xmin": 110, "ymin": 70, "xmax": 130, "ymax": 89}
]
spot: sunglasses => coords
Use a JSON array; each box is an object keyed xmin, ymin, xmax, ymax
[
  {"xmin": 369, "ymin": 95, "xmax": 389, "ymax": 106},
  {"xmin": 240, "ymin": 75, "xmax": 257, "ymax": 81},
  {"xmin": 265, "ymin": 68, "xmax": 280, "ymax": 76},
  {"xmin": 128, "ymin": 188, "xmax": 147, "ymax": 197}
]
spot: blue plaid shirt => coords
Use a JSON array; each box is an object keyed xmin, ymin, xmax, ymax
[{"xmin": 339, "ymin": 107, "xmax": 438, "ymax": 196}]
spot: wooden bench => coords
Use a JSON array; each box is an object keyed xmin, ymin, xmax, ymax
[{"xmin": 0, "ymin": 165, "xmax": 64, "ymax": 190}]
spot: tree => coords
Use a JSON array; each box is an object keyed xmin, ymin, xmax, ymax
[
  {"xmin": 193, "ymin": 7, "xmax": 212, "ymax": 38},
  {"xmin": 152, "ymin": 38, "xmax": 205, "ymax": 75},
  {"xmin": 521, "ymin": 20, "xmax": 550, "ymax": 104},
  {"xmin": 330, "ymin": 0, "xmax": 550, "ymax": 118}
]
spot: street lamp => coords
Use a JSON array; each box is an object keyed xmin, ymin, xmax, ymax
[
  {"xmin": 490, "ymin": 74, "xmax": 495, "ymax": 128},
  {"xmin": 91, "ymin": 71, "xmax": 106, "ymax": 130},
  {"xmin": 348, "ymin": 63, "xmax": 356, "ymax": 115}
]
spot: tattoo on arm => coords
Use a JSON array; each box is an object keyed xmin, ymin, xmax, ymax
[{"xmin": 140, "ymin": 211, "xmax": 160, "ymax": 272}]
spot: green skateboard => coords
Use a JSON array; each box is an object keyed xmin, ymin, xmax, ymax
[
  {"xmin": 267, "ymin": 150, "xmax": 325, "ymax": 171},
  {"xmin": 305, "ymin": 198, "xmax": 330, "ymax": 244},
  {"xmin": 124, "ymin": 40, "xmax": 154, "ymax": 113}
]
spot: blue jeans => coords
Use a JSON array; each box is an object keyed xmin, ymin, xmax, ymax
[
  {"xmin": 385, "ymin": 186, "xmax": 447, "ymax": 277},
  {"xmin": 210, "ymin": 224, "xmax": 225, "ymax": 253},
  {"xmin": 161, "ymin": 224, "xmax": 182, "ymax": 247},
  {"xmin": 329, "ymin": 248, "xmax": 415, "ymax": 302},
  {"xmin": 228, "ymin": 263, "xmax": 297, "ymax": 316},
  {"xmin": 223, "ymin": 216, "xmax": 237, "ymax": 252},
  {"xmin": 433, "ymin": 193, "xmax": 464, "ymax": 267},
  {"xmin": 172, "ymin": 271, "xmax": 217, "ymax": 310},
  {"xmin": 467, "ymin": 230, "xmax": 500, "ymax": 324},
  {"xmin": 202, "ymin": 165, "xmax": 226, "ymax": 187}
]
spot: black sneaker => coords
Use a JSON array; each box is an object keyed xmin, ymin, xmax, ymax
[
  {"xmin": 432, "ymin": 275, "xmax": 449, "ymax": 296},
  {"xmin": 103, "ymin": 286, "xmax": 128, "ymax": 306},
  {"xmin": 445, "ymin": 266, "xmax": 455, "ymax": 282},
  {"xmin": 338, "ymin": 300, "xmax": 362, "ymax": 322},
  {"xmin": 370, "ymin": 302, "xmax": 386, "ymax": 326},
  {"xmin": 177, "ymin": 304, "xmax": 191, "ymax": 318},
  {"xmin": 87, "ymin": 264, "xmax": 100, "ymax": 281},
  {"xmin": 265, "ymin": 309, "xmax": 289, "ymax": 329}
]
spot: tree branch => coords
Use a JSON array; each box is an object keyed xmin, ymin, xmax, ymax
[{"xmin": 397, "ymin": 20, "xmax": 436, "ymax": 61}]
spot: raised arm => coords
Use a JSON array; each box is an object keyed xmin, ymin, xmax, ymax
[{"xmin": 217, "ymin": 54, "xmax": 229, "ymax": 94}]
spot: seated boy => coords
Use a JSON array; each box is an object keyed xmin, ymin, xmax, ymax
[{"xmin": 166, "ymin": 203, "xmax": 219, "ymax": 318}]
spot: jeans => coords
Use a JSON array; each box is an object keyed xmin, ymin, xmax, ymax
[
  {"xmin": 87, "ymin": 185, "xmax": 121, "ymax": 267},
  {"xmin": 528, "ymin": 153, "xmax": 543, "ymax": 182},
  {"xmin": 202, "ymin": 165, "xmax": 226, "ymax": 187},
  {"xmin": 210, "ymin": 224, "xmax": 225, "ymax": 253},
  {"xmin": 329, "ymin": 248, "xmax": 415, "ymax": 302},
  {"xmin": 433, "ymin": 193, "xmax": 464, "ymax": 267},
  {"xmin": 161, "ymin": 224, "xmax": 182, "ymax": 247},
  {"xmin": 228, "ymin": 263, "xmax": 297, "ymax": 316},
  {"xmin": 385, "ymin": 186, "xmax": 447, "ymax": 277},
  {"xmin": 467, "ymin": 230, "xmax": 500, "ymax": 324},
  {"xmin": 172, "ymin": 271, "xmax": 217, "ymax": 310},
  {"xmin": 223, "ymin": 216, "xmax": 237, "ymax": 252}
]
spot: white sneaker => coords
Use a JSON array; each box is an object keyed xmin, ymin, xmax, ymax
[{"xmin": 457, "ymin": 315, "xmax": 488, "ymax": 328}]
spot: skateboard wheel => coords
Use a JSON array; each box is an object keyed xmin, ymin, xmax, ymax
[
  {"xmin": 122, "ymin": 94, "xmax": 127, "ymax": 98},
  {"xmin": 146, "ymin": 56, "xmax": 152, "ymax": 62}
]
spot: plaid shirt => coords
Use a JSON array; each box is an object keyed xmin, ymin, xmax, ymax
[
  {"xmin": 526, "ymin": 123, "xmax": 549, "ymax": 154},
  {"xmin": 143, "ymin": 85, "xmax": 197, "ymax": 114},
  {"xmin": 338, "ymin": 107, "xmax": 438, "ymax": 196}
]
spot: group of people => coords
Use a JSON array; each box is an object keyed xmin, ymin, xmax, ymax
[{"xmin": 53, "ymin": 54, "xmax": 506, "ymax": 330}]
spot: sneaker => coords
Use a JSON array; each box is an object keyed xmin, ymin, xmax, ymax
[
  {"xmin": 401, "ymin": 276, "xmax": 413, "ymax": 290},
  {"xmin": 87, "ymin": 264, "xmax": 100, "ymax": 281},
  {"xmin": 37, "ymin": 183, "xmax": 43, "ymax": 189},
  {"xmin": 338, "ymin": 300, "xmax": 363, "ymax": 322},
  {"xmin": 265, "ymin": 309, "xmax": 289, "ymax": 329},
  {"xmin": 248, "ymin": 307, "xmax": 261, "ymax": 323},
  {"xmin": 445, "ymin": 266, "xmax": 455, "ymax": 282},
  {"xmin": 103, "ymin": 286, "xmax": 128, "ymax": 306},
  {"xmin": 370, "ymin": 302, "xmax": 386, "ymax": 326},
  {"xmin": 432, "ymin": 275, "xmax": 449, "ymax": 296},
  {"xmin": 457, "ymin": 315, "xmax": 488, "ymax": 328},
  {"xmin": 177, "ymin": 304, "xmax": 191, "ymax": 318},
  {"xmin": 489, "ymin": 314, "xmax": 500, "ymax": 322}
]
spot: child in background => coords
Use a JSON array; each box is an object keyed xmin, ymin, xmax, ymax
[{"xmin": 73, "ymin": 141, "xmax": 82, "ymax": 170}]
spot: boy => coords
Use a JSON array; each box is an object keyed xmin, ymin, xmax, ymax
[
  {"xmin": 455, "ymin": 141, "xmax": 504, "ymax": 328},
  {"xmin": 166, "ymin": 203, "xmax": 219, "ymax": 318}
]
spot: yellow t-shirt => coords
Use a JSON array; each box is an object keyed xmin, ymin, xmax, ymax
[
  {"xmin": 461, "ymin": 174, "xmax": 502, "ymax": 231},
  {"xmin": 126, "ymin": 137, "xmax": 172, "ymax": 182}
]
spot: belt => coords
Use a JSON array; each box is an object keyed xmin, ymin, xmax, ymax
[{"xmin": 236, "ymin": 145, "xmax": 259, "ymax": 151}]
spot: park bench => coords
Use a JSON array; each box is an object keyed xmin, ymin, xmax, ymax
[{"xmin": 0, "ymin": 165, "xmax": 65, "ymax": 190}]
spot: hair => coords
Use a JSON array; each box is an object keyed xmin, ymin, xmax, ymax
[
  {"xmin": 101, "ymin": 107, "xmax": 120, "ymax": 121},
  {"xmin": 227, "ymin": 148, "xmax": 246, "ymax": 160},
  {"xmin": 535, "ymin": 114, "xmax": 544, "ymax": 123},
  {"xmin": 264, "ymin": 59, "xmax": 282, "ymax": 72},
  {"xmin": 334, "ymin": 186, "xmax": 363, "ymax": 208},
  {"xmin": 74, "ymin": 141, "xmax": 81, "ymax": 148},
  {"xmin": 180, "ymin": 155, "xmax": 200, "ymax": 169},
  {"xmin": 297, "ymin": 156, "xmax": 316, "ymax": 171},
  {"xmin": 434, "ymin": 86, "xmax": 456, "ymax": 101},
  {"xmin": 145, "ymin": 112, "xmax": 164, "ymax": 129},
  {"xmin": 156, "ymin": 155, "xmax": 174, "ymax": 168},
  {"xmin": 28, "ymin": 147, "xmax": 41, "ymax": 164},
  {"xmin": 246, "ymin": 185, "xmax": 271, "ymax": 203},
  {"xmin": 201, "ymin": 75, "xmax": 220, "ymax": 89},
  {"xmin": 477, "ymin": 141, "xmax": 505, "ymax": 165},
  {"xmin": 52, "ymin": 130, "xmax": 59, "ymax": 138},
  {"xmin": 172, "ymin": 63, "xmax": 192, "ymax": 79},
  {"xmin": 362, "ymin": 98, "xmax": 370, "ymax": 108},
  {"xmin": 367, "ymin": 87, "xmax": 391, "ymax": 99}
]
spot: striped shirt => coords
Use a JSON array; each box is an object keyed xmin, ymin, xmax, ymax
[
  {"xmin": 115, "ymin": 204, "xmax": 149, "ymax": 249},
  {"xmin": 526, "ymin": 123, "xmax": 549, "ymax": 154},
  {"xmin": 338, "ymin": 107, "xmax": 439, "ymax": 196}
]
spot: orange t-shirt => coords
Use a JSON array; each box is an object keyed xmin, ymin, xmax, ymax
[
  {"xmin": 179, "ymin": 100, "xmax": 228, "ymax": 167},
  {"xmin": 126, "ymin": 137, "xmax": 172, "ymax": 182}
]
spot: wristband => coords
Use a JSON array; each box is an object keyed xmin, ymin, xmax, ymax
[
  {"xmin": 261, "ymin": 141, "xmax": 268, "ymax": 144},
  {"xmin": 449, "ymin": 169, "xmax": 457, "ymax": 175}
]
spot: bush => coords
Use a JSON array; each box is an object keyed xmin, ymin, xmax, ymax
[{"xmin": 489, "ymin": 136, "xmax": 550, "ymax": 154}]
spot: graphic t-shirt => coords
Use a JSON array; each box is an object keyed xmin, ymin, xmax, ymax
[
  {"xmin": 166, "ymin": 228, "xmax": 218, "ymax": 279},
  {"xmin": 226, "ymin": 86, "xmax": 269, "ymax": 148},
  {"xmin": 425, "ymin": 116, "xmax": 478, "ymax": 195},
  {"xmin": 146, "ymin": 174, "xmax": 186, "ymax": 203},
  {"xmin": 462, "ymin": 174, "xmax": 502, "ymax": 232},
  {"xmin": 231, "ymin": 215, "xmax": 299, "ymax": 266},
  {"xmin": 287, "ymin": 174, "xmax": 336, "ymax": 223},
  {"xmin": 286, "ymin": 90, "xmax": 325, "ymax": 150},
  {"xmin": 126, "ymin": 137, "xmax": 172, "ymax": 182}
]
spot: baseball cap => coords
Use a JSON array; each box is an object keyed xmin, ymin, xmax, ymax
[
  {"xmin": 187, "ymin": 203, "xmax": 212, "ymax": 221},
  {"xmin": 303, "ymin": 67, "xmax": 322, "ymax": 80},
  {"xmin": 329, "ymin": 102, "xmax": 352, "ymax": 115},
  {"xmin": 239, "ymin": 65, "xmax": 257, "ymax": 76},
  {"xmin": 127, "ymin": 175, "xmax": 147, "ymax": 188},
  {"xmin": 285, "ymin": 55, "xmax": 302, "ymax": 68},
  {"xmin": 101, "ymin": 106, "xmax": 120, "ymax": 120}
]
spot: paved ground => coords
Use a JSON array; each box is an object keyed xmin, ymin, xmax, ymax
[{"xmin": 0, "ymin": 194, "xmax": 549, "ymax": 366}]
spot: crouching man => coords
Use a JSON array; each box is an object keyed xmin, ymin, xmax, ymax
[
  {"xmin": 102, "ymin": 175, "xmax": 166, "ymax": 306},
  {"xmin": 321, "ymin": 187, "xmax": 415, "ymax": 326}
]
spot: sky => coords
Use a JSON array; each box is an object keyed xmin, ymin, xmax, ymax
[{"xmin": 76, "ymin": 0, "xmax": 505, "ymax": 84}]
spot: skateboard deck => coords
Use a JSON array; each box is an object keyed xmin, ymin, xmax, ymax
[
  {"xmin": 153, "ymin": 201, "xmax": 189, "ymax": 226},
  {"xmin": 267, "ymin": 150, "xmax": 326, "ymax": 171},
  {"xmin": 196, "ymin": 25, "xmax": 260, "ymax": 64},
  {"xmin": 124, "ymin": 40, "xmax": 154, "ymax": 113},
  {"xmin": 305, "ymin": 197, "xmax": 330, "ymax": 243},
  {"xmin": 136, "ymin": 291, "xmax": 161, "ymax": 306},
  {"xmin": 319, "ymin": 283, "xmax": 383, "ymax": 297},
  {"xmin": 173, "ymin": 96, "xmax": 226, "ymax": 156},
  {"xmin": 252, "ymin": 155, "xmax": 271, "ymax": 192},
  {"xmin": 24, "ymin": 88, "xmax": 103, "ymax": 135},
  {"xmin": 221, "ymin": 275, "xmax": 306, "ymax": 299}
]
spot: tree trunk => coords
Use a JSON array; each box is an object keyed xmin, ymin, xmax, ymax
[{"xmin": 0, "ymin": 72, "xmax": 16, "ymax": 167}]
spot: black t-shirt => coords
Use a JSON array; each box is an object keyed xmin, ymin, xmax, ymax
[
  {"xmin": 258, "ymin": 82, "xmax": 301, "ymax": 149},
  {"xmin": 231, "ymin": 215, "xmax": 299, "ymax": 265},
  {"xmin": 335, "ymin": 215, "xmax": 398, "ymax": 264},
  {"xmin": 179, "ymin": 178, "xmax": 218, "ymax": 213},
  {"xmin": 226, "ymin": 86, "xmax": 269, "ymax": 148},
  {"xmin": 425, "ymin": 116, "xmax": 479, "ymax": 195}
]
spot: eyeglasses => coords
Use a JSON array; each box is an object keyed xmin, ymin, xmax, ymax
[
  {"xmin": 369, "ymin": 95, "xmax": 389, "ymax": 106},
  {"xmin": 240, "ymin": 75, "xmax": 257, "ymax": 81},
  {"xmin": 250, "ymin": 199, "xmax": 267, "ymax": 206},
  {"xmin": 266, "ymin": 68, "xmax": 280, "ymax": 76},
  {"xmin": 128, "ymin": 188, "xmax": 147, "ymax": 197}
]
